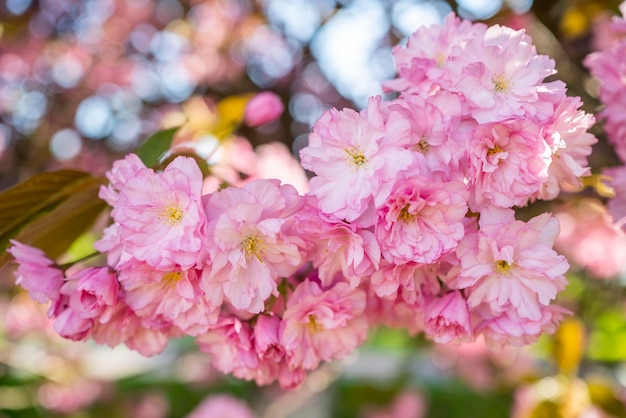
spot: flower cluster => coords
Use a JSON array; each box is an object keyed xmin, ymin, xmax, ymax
[
  {"xmin": 585, "ymin": 2, "xmax": 626, "ymax": 226},
  {"xmin": 8, "ymin": 13, "xmax": 596, "ymax": 388},
  {"xmin": 303, "ymin": 13, "xmax": 593, "ymax": 348}
]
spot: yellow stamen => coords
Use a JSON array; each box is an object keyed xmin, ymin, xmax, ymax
[
  {"xmin": 162, "ymin": 205, "xmax": 183, "ymax": 225},
  {"xmin": 492, "ymin": 74, "xmax": 511, "ymax": 93},
  {"xmin": 398, "ymin": 204, "xmax": 417, "ymax": 223},
  {"xmin": 307, "ymin": 314, "xmax": 323, "ymax": 332},
  {"xmin": 162, "ymin": 271, "xmax": 182, "ymax": 288},
  {"xmin": 242, "ymin": 235, "xmax": 264, "ymax": 262},
  {"xmin": 487, "ymin": 144, "xmax": 504, "ymax": 157},
  {"xmin": 417, "ymin": 137, "xmax": 429, "ymax": 153},
  {"xmin": 345, "ymin": 146, "xmax": 367, "ymax": 168},
  {"xmin": 495, "ymin": 259, "xmax": 511, "ymax": 274}
]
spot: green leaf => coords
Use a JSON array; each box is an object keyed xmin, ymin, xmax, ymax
[
  {"xmin": 0, "ymin": 179, "xmax": 107, "ymax": 268},
  {"xmin": 136, "ymin": 127, "xmax": 179, "ymax": 167},
  {"xmin": 0, "ymin": 170, "xmax": 103, "ymax": 255},
  {"xmin": 159, "ymin": 150, "xmax": 211, "ymax": 178}
]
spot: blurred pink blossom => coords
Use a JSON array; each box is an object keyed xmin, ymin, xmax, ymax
[
  {"xmin": 186, "ymin": 394, "xmax": 255, "ymax": 418},
  {"xmin": 244, "ymin": 92, "xmax": 284, "ymax": 126}
]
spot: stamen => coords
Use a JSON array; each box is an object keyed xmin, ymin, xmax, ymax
[
  {"xmin": 487, "ymin": 144, "xmax": 504, "ymax": 157},
  {"xmin": 345, "ymin": 146, "xmax": 367, "ymax": 168},
  {"xmin": 242, "ymin": 235, "xmax": 264, "ymax": 262},
  {"xmin": 417, "ymin": 137, "xmax": 429, "ymax": 153},
  {"xmin": 495, "ymin": 259, "xmax": 511, "ymax": 274},
  {"xmin": 492, "ymin": 74, "xmax": 511, "ymax": 93},
  {"xmin": 307, "ymin": 314, "xmax": 323, "ymax": 332},
  {"xmin": 398, "ymin": 204, "xmax": 417, "ymax": 223},
  {"xmin": 161, "ymin": 205, "xmax": 183, "ymax": 225},
  {"xmin": 162, "ymin": 272, "xmax": 182, "ymax": 288}
]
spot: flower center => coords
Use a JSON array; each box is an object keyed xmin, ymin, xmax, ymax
[
  {"xmin": 487, "ymin": 143, "xmax": 504, "ymax": 157},
  {"xmin": 417, "ymin": 137, "xmax": 429, "ymax": 153},
  {"xmin": 398, "ymin": 204, "xmax": 417, "ymax": 223},
  {"xmin": 345, "ymin": 146, "xmax": 367, "ymax": 168},
  {"xmin": 162, "ymin": 271, "xmax": 182, "ymax": 288},
  {"xmin": 162, "ymin": 205, "xmax": 183, "ymax": 225},
  {"xmin": 495, "ymin": 259, "xmax": 511, "ymax": 274},
  {"xmin": 492, "ymin": 74, "xmax": 511, "ymax": 93},
  {"xmin": 307, "ymin": 314, "xmax": 323, "ymax": 332},
  {"xmin": 242, "ymin": 234, "xmax": 264, "ymax": 262}
]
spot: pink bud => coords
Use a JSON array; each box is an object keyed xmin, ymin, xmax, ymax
[
  {"xmin": 424, "ymin": 291, "xmax": 473, "ymax": 344},
  {"xmin": 244, "ymin": 92, "xmax": 284, "ymax": 126},
  {"xmin": 254, "ymin": 314, "xmax": 285, "ymax": 361}
]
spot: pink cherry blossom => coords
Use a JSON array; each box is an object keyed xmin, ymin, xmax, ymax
[
  {"xmin": 92, "ymin": 301, "xmax": 170, "ymax": 356},
  {"xmin": 119, "ymin": 263, "xmax": 218, "ymax": 335},
  {"xmin": 280, "ymin": 279, "xmax": 367, "ymax": 370},
  {"xmin": 253, "ymin": 314, "xmax": 284, "ymax": 362},
  {"xmin": 387, "ymin": 91, "xmax": 470, "ymax": 177},
  {"xmin": 111, "ymin": 156, "xmax": 207, "ymax": 270},
  {"xmin": 423, "ymin": 291, "xmax": 473, "ymax": 344},
  {"xmin": 202, "ymin": 179, "xmax": 307, "ymax": 313},
  {"xmin": 244, "ymin": 91, "xmax": 284, "ymax": 127},
  {"xmin": 449, "ymin": 24, "xmax": 557, "ymax": 123},
  {"xmin": 8, "ymin": 240, "xmax": 64, "ymax": 304},
  {"xmin": 297, "ymin": 205, "xmax": 380, "ymax": 288},
  {"xmin": 605, "ymin": 165, "xmax": 626, "ymax": 227},
  {"xmin": 186, "ymin": 394, "xmax": 255, "ymax": 418},
  {"xmin": 467, "ymin": 118, "xmax": 551, "ymax": 210},
  {"xmin": 555, "ymin": 198, "xmax": 626, "ymax": 279},
  {"xmin": 538, "ymin": 95, "xmax": 597, "ymax": 200},
  {"xmin": 385, "ymin": 13, "xmax": 486, "ymax": 95},
  {"xmin": 98, "ymin": 153, "xmax": 146, "ymax": 206},
  {"xmin": 300, "ymin": 96, "xmax": 413, "ymax": 225},
  {"xmin": 375, "ymin": 174, "xmax": 468, "ymax": 265},
  {"xmin": 53, "ymin": 307, "xmax": 93, "ymax": 341},
  {"xmin": 476, "ymin": 304, "xmax": 570, "ymax": 349},
  {"xmin": 195, "ymin": 316, "xmax": 259, "ymax": 382},
  {"xmin": 63, "ymin": 267, "xmax": 118, "ymax": 319},
  {"xmin": 456, "ymin": 207, "xmax": 569, "ymax": 322}
]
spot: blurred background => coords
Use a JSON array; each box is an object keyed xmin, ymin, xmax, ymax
[{"xmin": 2, "ymin": 0, "xmax": 626, "ymax": 417}]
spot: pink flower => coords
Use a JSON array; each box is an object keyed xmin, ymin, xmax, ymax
[
  {"xmin": 119, "ymin": 263, "xmax": 218, "ymax": 335},
  {"xmin": 456, "ymin": 207, "xmax": 569, "ymax": 321},
  {"xmin": 53, "ymin": 308, "xmax": 93, "ymax": 341},
  {"xmin": 244, "ymin": 91, "xmax": 284, "ymax": 127},
  {"xmin": 424, "ymin": 291, "xmax": 472, "ymax": 344},
  {"xmin": 555, "ymin": 198, "xmax": 626, "ymax": 279},
  {"xmin": 538, "ymin": 95, "xmax": 597, "ymax": 200},
  {"xmin": 63, "ymin": 267, "xmax": 118, "ymax": 319},
  {"xmin": 375, "ymin": 174, "xmax": 468, "ymax": 265},
  {"xmin": 476, "ymin": 304, "xmax": 569, "ymax": 348},
  {"xmin": 255, "ymin": 142, "xmax": 310, "ymax": 194},
  {"xmin": 468, "ymin": 119, "xmax": 551, "ymax": 210},
  {"xmin": 196, "ymin": 316, "xmax": 258, "ymax": 381},
  {"xmin": 202, "ymin": 179, "xmax": 307, "ymax": 313},
  {"xmin": 92, "ymin": 301, "xmax": 170, "ymax": 356},
  {"xmin": 253, "ymin": 314, "xmax": 284, "ymax": 362},
  {"xmin": 186, "ymin": 394, "xmax": 255, "ymax": 418},
  {"xmin": 387, "ymin": 91, "xmax": 470, "ymax": 177},
  {"xmin": 99, "ymin": 153, "xmax": 146, "ymax": 206},
  {"xmin": 111, "ymin": 156, "xmax": 206, "ymax": 270},
  {"xmin": 298, "ymin": 205, "xmax": 380, "ymax": 288},
  {"xmin": 8, "ymin": 240, "xmax": 64, "ymax": 304},
  {"xmin": 449, "ymin": 24, "xmax": 557, "ymax": 123},
  {"xmin": 605, "ymin": 165, "xmax": 626, "ymax": 227},
  {"xmin": 385, "ymin": 13, "xmax": 486, "ymax": 94},
  {"xmin": 280, "ymin": 280, "xmax": 368, "ymax": 370},
  {"xmin": 300, "ymin": 96, "xmax": 413, "ymax": 225}
]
